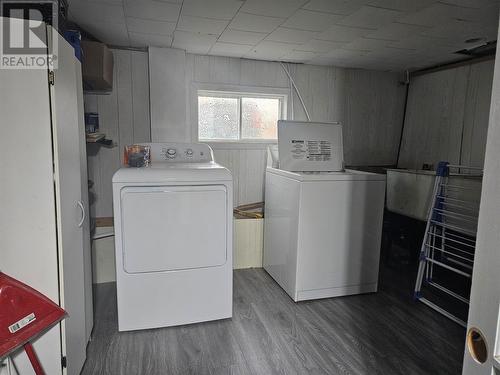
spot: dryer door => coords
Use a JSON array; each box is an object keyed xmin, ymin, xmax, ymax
[{"xmin": 120, "ymin": 185, "xmax": 227, "ymax": 273}]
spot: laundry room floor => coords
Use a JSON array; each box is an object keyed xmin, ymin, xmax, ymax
[{"xmin": 82, "ymin": 264, "xmax": 465, "ymax": 375}]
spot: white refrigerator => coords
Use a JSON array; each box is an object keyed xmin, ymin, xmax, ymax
[{"xmin": 0, "ymin": 21, "xmax": 93, "ymax": 375}]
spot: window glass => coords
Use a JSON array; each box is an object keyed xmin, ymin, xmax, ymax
[
  {"xmin": 241, "ymin": 97, "xmax": 280, "ymax": 140},
  {"xmin": 198, "ymin": 96, "xmax": 239, "ymax": 140},
  {"xmin": 198, "ymin": 91, "xmax": 284, "ymax": 141}
]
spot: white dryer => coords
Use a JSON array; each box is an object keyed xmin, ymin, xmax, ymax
[{"xmin": 112, "ymin": 143, "xmax": 232, "ymax": 331}]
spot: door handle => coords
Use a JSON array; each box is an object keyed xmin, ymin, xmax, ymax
[{"xmin": 77, "ymin": 200, "xmax": 85, "ymax": 228}]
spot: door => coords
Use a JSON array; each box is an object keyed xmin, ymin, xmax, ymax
[
  {"xmin": 75, "ymin": 55, "xmax": 94, "ymax": 342},
  {"xmin": 48, "ymin": 29, "xmax": 88, "ymax": 375},
  {"xmin": 120, "ymin": 185, "xmax": 227, "ymax": 273},
  {"xmin": 462, "ymin": 13, "xmax": 500, "ymax": 374}
]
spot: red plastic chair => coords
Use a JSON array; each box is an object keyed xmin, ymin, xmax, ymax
[{"xmin": 0, "ymin": 272, "xmax": 66, "ymax": 375}]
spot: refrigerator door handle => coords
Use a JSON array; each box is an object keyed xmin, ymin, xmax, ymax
[{"xmin": 77, "ymin": 200, "xmax": 85, "ymax": 228}]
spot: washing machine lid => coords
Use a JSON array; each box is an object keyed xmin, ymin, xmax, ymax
[
  {"xmin": 113, "ymin": 162, "xmax": 232, "ymax": 183},
  {"xmin": 266, "ymin": 167, "xmax": 385, "ymax": 181}
]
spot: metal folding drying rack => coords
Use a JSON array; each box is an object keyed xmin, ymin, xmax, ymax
[{"xmin": 414, "ymin": 161, "xmax": 483, "ymax": 326}]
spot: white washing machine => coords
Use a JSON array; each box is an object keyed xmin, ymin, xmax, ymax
[
  {"xmin": 112, "ymin": 143, "xmax": 233, "ymax": 331},
  {"xmin": 264, "ymin": 121, "xmax": 386, "ymax": 302}
]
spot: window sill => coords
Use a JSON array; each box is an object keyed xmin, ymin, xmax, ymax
[{"xmin": 201, "ymin": 141, "xmax": 277, "ymax": 150}]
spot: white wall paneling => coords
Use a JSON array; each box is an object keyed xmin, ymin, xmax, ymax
[
  {"xmin": 85, "ymin": 49, "xmax": 150, "ymax": 218},
  {"xmin": 461, "ymin": 60, "xmax": 495, "ymax": 168},
  {"xmin": 398, "ymin": 59, "xmax": 494, "ymax": 170},
  {"xmin": 149, "ymin": 47, "xmax": 188, "ymax": 142}
]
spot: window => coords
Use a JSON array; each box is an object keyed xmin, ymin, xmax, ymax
[{"xmin": 198, "ymin": 90, "xmax": 285, "ymax": 141}]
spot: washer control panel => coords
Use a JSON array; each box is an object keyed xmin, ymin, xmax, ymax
[{"xmin": 145, "ymin": 143, "xmax": 213, "ymax": 163}]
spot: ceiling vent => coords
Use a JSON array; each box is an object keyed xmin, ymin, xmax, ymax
[{"xmin": 455, "ymin": 41, "xmax": 497, "ymax": 57}]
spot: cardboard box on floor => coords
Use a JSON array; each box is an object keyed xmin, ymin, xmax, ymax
[{"xmin": 82, "ymin": 41, "xmax": 113, "ymax": 91}]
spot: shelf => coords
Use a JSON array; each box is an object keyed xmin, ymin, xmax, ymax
[{"xmin": 86, "ymin": 133, "xmax": 114, "ymax": 147}]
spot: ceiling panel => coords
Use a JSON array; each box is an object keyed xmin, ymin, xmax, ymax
[
  {"xmin": 172, "ymin": 31, "xmax": 218, "ymax": 54},
  {"xmin": 209, "ymin": 42, "xmax": 253, "ymax": 57},
  {"xmin": 316, "ymin": 24, "xmax": 374, "ymax": 42},
  {"xmin": 365, "ymin": 22, "xmax": 431, "ymax": 41},
  {"xmin": 240, "ymin": 0, "xmax": 308, "ymax": 18},
  {"xmin": 337, "ymin": 6, "xmax": 404, "ymax": 29},
  {"xmin": 177, "ymin": 15, "xmax": 229, "ymax": 35},
  {"xmin": 366, "ymin": 0, "xmax": 436, "ymax": 12},
  {"xmin": 126, "ymin": 17, "xmax": 176, "ymax": 35},
  {"xmin": 398, "ymin": 3, "xmax": 487, "ymax": 27},
  {"xmin": 69, "ymin": 0, "xmax": 499, "ymax": 72},
  {"xmin": 123, "ymin": 0, "xmax": 181, "ymax": 22},
  {"xmin": 344, "ymin": 37, "xmax": 391, "ymax": 51},
  {"xmin": 69, "ymin": 0, "xmax": 125, "ymax": 25},
  {"xmin": 266, "ymin": 27, "xmax": 317, "ymax": 44},
  {"xmin": 281, "ymin": 9, "xmax": 344, "ymax": 32},
  {"xmin": 182, "ymin": 0, "xmax": 244, "ymax": 20},
  {"xmin": 129, "ymin": 32, "xmax": 172, "ymax": 48},
  {"xmin": 244, "ymin": 40, "xmax": 301, "ymax": 60},
  {"xmin": 296, "ymin": 39, "xmax": 346, "ymax": 52},
  {"xmin": 229, "ymin": 12, "xmax": 284, "ymax": 33},
  {"xmin": 219, "ymin": 29, "xmax": 267, "ymax": 44},
  {"xmin": 302, "ymin": 0, "xmax": 365, "ymax": 16}
]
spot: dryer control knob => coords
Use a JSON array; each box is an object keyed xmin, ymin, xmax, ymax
[
  {"xmin": 186, "ymin": 148, "xmax": 194, "ymax": 156},
  {"xmin": 166, "ymin": 148, "xmax": 177, "ymax": 158}
]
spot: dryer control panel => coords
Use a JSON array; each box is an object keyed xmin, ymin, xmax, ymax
[{"xmin": 143, "ymin": 142, "xmax": 214, "ymax": 163}]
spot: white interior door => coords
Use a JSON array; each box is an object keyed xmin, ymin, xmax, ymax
[
  {"xmin": 49, "ymin": 29, "xmax": 88, "ymax": 375},
  {"xmin": 462, "ymin": 13, "xmax": 500, "ymax": 374}
]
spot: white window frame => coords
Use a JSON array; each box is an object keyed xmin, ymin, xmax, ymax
[{"xmin": 192, "ymin": 83, "xmax": 288, "ymax": 148}]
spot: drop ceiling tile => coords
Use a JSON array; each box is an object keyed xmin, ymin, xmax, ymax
[
  {"xmin": 316, "ymin": 24, "xmax": 374, "ymax": 42},
  {"xmin": 281, "ymin": 9, "xmax": 344, "ymax": 31},
  {"xmin": 69, "ymin": 1, "xmax": 125, "ymax": 24},
  {"xmin": 219, "ymin": 29, "xmax": 267, "ymax": 45},
  {"xmin": 126, "ymin": 17, "xmax": 176, "ymax": 35},
  {"xmin": 344, "ymin": 37, "xmax": 390, "ymax": 50},
  {"xmin": 182, "ymin": 0, "xmax": 244, "ymax": 20},
  {"xmin": 323, "ymin": 48, "xmax": 372, "ymax": 60},
  {"xmin": 244, "ymin": 41, "xmax": 301, "ymax": 60},
  {"xmin": 172, "ymin": 31, "xmax": 218, "ymax": 54},
  {"xmin": 240, "ymin": 0, "xmax": 308, "ymax": 18},
  {"xmin": 365, "ymin": 22, "xmax": 430, "ymax": 41},
  {"xmin": 439, "ymin": 0, "xmax": 496, "ymax": 9},
  {"xmin": 124, "ymin": 0, "xmax": 181, "ymax": 23},
  {"xmin": 388, "ymin": 35, "xmax": 461, "ymax": 51},
  {"xmin": 129, "ymin": 32, "xmax": 172, "ymax": 47},
  {"xmin": 177, "ymin": 15, "xmax": 229, "ymax": 35},
  {"xmin": 296, "ymin": 39, "xmax": 346, "ymax": 52},
  {"xmin": 266, "ymin": 27, "xmax": 317, "ymax": 44},
  {"xmin": 337, "ymin": 6, "xmax": 404, "ymax": 29},
  {"xmin": 420, "ymin": 19, "xmax": 495, "ymax": 44},
  {"xmin": 397, "ymin": 3, "xmax": 486, "ymax": 27},
  {"xmin": 302, "ymin": 0, "xmax": 365, "ymax": 16},
  {"xmin": 229, "ymin": 12, "xmax": 285, "ymax": 33},
  {"xmin": 366, "ymin": 0, "xmax": 436, "ymax": 12},
  {"xmin": 365, "ymin": 46, "xmax": 418, "ymax": 61},
  {"xmin": 209, "ymin": 42, "xmax": 253, "ymax": 57}
]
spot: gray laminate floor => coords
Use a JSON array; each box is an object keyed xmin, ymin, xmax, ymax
[{"xmin": 82, "ymin": 266, "xmax": 465, "ymax": 375}]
